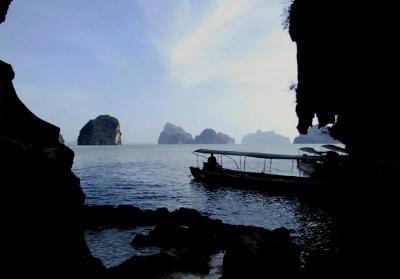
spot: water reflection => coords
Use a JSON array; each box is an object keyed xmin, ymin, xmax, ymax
[
  {"xmin": 73, "ymin": 145, "xmax": 336, "ymax": 268},
  {"xmin": 85, "ymin": 226, "xmax": 158, "ymax": 268}
]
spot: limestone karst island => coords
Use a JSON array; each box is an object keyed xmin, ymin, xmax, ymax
[
  {"xmin": 158, "ymin": 123, "xmax": 235, "ymax": 144},
  {"xmin": 77, "ymin": 115, "xmax": 122, "ymax": 145}
]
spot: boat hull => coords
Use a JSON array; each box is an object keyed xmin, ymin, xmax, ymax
[
  {"xmin": 190, "ymin": 167, "xmax": 328, "ymax": 196},
  {"xmin": 297, "ymin": 160, "xmax": 321, "ymax": 176}
]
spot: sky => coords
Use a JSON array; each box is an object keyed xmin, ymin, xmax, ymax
[{"xmin": 0, "ymin": 0, "xmax": 298, "ymax": 144}]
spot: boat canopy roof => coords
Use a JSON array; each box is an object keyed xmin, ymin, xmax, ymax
[
  {"xmin": 321, "ymin": 144, "xmax": 347, "ymax": 154},
  {"xmin": 193, "ymin": 149, "xmax": 324, "ymax": 161},
  {"xmin": 299, "ymin": 147, "xmax": 325, "ymax": 155}
]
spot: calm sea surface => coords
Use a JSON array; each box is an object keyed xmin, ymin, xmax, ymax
[{"xmin": 71, "ymin": 144, "xmax": 337, "ymax": 269}]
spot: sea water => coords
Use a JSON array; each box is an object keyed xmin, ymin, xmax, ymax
[{"xmin": 71, "ymin": 144, "xmax": 336, "ymax": 269}]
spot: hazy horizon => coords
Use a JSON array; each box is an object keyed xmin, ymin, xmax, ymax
[
  {"xmin": 0, "ymin": 0, "xmax": 298, "ymax": 144},
  {"xmin": 66, "ymin": 121, "xmax": 293, "ymax": 145}
]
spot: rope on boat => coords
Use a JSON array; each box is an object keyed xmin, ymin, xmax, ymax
[
  {"xmin": 291, "ymin": 160, "xmax": 294, "ymax": 176},
  {"xmin": 269, "ymin": 159, "xmax": 272, "ymax": 174},
  {"xmin": 224, "ymin": 154, "xmax": 240, "ymax": 171},
  {"xmin": 194, "ymin": 153, "xmax": 208, "ymax": 168}
]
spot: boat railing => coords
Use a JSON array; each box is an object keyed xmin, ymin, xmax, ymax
[
  {"xmin": 194, "ymin": 151, "xmax": 305, "ymax": 177},
  {"xmin": 193, "ymin": 152, "xmax": 240, "ymax": 171},
  {"xmin": 224, "ymin": 154, "xmax": 240, "ymax": 171}
]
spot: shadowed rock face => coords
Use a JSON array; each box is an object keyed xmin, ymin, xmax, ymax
[
  {"xmin": 0, "ymin": 0, "xmax": 12, "ymax": 23},
  {"xmin": 288, "ymin": 0, "xmax": 400, "ymax": 159},
  {"xmin": 158, "ymin": 122, "xmax": 194, "ymax": 144},
  {"xmin": 84, "ymin": 206, "xmax": 300, "ymax": 278},
  {"xmin": 194, "ymin": 129, "xmax": 235, "ymax": 144},
  {"xmin": 1, "ymin": 3, "xmax": 104, "ymax": 276},
  {"xmin": 77, "ymin": 115, "xmax": 121, "ymax": 145},
  {"xmin": 293, "ymin": 125, "xmax": 339, "ymax": 144},
  {"xmin": 286, "ymin": 1, "xmax": 400, "ymax": 276},
  {"xmin": 242, "ymin": 130, "xmax": 291, "ymax": 144}
]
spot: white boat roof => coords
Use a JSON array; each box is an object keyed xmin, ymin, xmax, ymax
[
  {"xmin": 321, "ymin": 144, "xmax": 347, "ymax": 154},
  {"xmin": 193, "ymin": 149, "xmax": 324, "ymax": 161},
  {"xmin": 299, "ymin": 147, "xmax": 325, "ymax": 155}
]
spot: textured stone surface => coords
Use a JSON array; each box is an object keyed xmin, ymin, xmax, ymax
[
  {"xmin": 77, "ymin": 115, "xmax": 121, "ymax": 145},
  {"xmin": 293, "ymin": 125, "xmax": 339, "ymax": 144},
  {"xmin": 1, "ymin": 3, "xmax": 104, "ymax": 275},
  {"xmin": 158, "ymin": 122, "xmax": 194, "ymax": 144},
  {"xmin": 242, "ymin": 130, "xmax": 291, "ymax": 144},
  {"xmin": 194, "ymin": 129, "xmax": 235, "ymax": 144}
]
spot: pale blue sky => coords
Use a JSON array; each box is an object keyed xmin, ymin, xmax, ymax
[{"xmin": 0, "ymin": 0, "xmax": 297, "ymax": 143}]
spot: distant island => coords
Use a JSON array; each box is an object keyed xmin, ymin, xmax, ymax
[
  {"xmin": 293, "ymin": 125, "xmax": 340, "ymax": 144},
  {"xmin": 158, "ymin": 123, "xmax": 235, "ymax": 144},
  {"xmin": 241, "ymin": 130, "xmax": 290, "ymax": 144},
  {"xmin": 77, "ymin": 115, "xmax": 122, "ymax": 145},
  {"xmin": 194, "ymin": 128, "xmax": 235, "ymax": 144},
  {"xmin": 158, "ymin": 123, "xmax": 194, "ymax": 144}
]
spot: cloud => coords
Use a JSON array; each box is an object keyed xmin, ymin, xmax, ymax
[
  {"xmin": 163, "ymin": 0, "xmax": 296, "ymax": 88},
  {"xmin": 147, "ymin": 0, "xmax": 299, "ymax": 140},
  {"xmin": 170, "ymin": 0, "xmax": 252, "ymax": 64}
]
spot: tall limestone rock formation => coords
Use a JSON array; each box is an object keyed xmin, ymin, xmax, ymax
[
  {"xmin": 287, "ymin": 0, "xmax": 399, "ymax": 159},
  {"xmin": 158, "ymin": 123, "xmax": 194, "ymax": 144},
  {"xmin": 194, "ymin": 129, "xmax": 235, "ymax": 144},
  {"xmin": 286, "ymin": 1, "xmax": 399, "ymax": 276},
  {"xmin": 0, "ymin": 1, "xmax": 104, "ymax": 276},
  {"xmin": 241, "ymin": 130, "xmax": 291, "ymax": 144},
  {"xmin": 293, "ymin": 125, "xmax": 340, "ymax": 144},
  {"xmin": 77, "ymin": 115, "xmax": 121, "ymax": 145}
]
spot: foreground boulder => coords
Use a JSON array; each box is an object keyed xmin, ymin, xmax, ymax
[
  {"xmin": 1, "ymin": 4, "xmax": 104, "ymax": 274},
  {"xmin": 83, "ymin": 206, "xmax": 300, "ymax": 277},
  {"xmin": 222, "ymin": 227, "xmax": 299, "ymax": 278},
  {"xmin": 0, "ymin": 74, "xmax": 105, "ymax": 275},
  {"xmin": 109, "ymin": 252, "xmax": 210, "ymax": 278}
]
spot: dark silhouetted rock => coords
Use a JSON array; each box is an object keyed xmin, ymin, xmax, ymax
[
  {"xmin": 81, "ymin": 205, "xmax": 300, "ymax": 277},
  {"xmin": 0, "ymin": 0, "xmax": 11, "ymax": 23},
  {"xmin": 109, "ymin": 251, "xmax": 210, "ymax": 278},
  {"xmin": 222, "ymin": 227, "xmax": 299, "ymax": 278},
  {"xmin": 158, "ymin": 122, "xmax": 194, "ymax": 144},
  {"xmin": 109, "ymin": 252, "xmax": 180, "ymax": 278},
  {"xmin": 82, "ymin": 205, "xmax": 170, "ymax": 228},
  {"xmin": 194, "ymin": 129, "xmax": 235, "ymax": 144},
  {"xmin": 293, "ymin": 125, "xmax": 340, "ymax": 144},
  {"xmin": 287, "ymin": 0, "xmax": 399, "ymax": 159},
  {"xmin": 287, "ymin": 1, "xmax": 400, "ymax": 276},
  {"xmin": 1, "ymin": 3, "xmax": 104, "ymax": 276},
  {"xmin": 241, "ymin": 130, "xmax": 291, "ymax": 144},
  {"xmin": 77, "ymin": 115, "xmax": 121, "ymax": 145}
]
